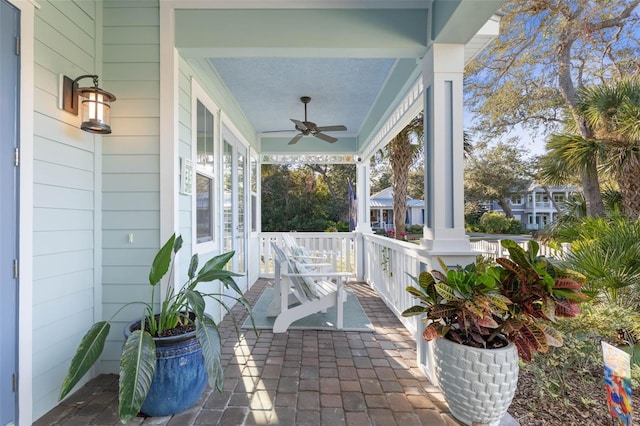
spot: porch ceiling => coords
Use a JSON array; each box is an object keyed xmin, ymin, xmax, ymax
[{"xmin": 174, "ymin": 1, "xmax": 503, "ymax": 158}]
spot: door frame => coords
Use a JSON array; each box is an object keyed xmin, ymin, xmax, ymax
[
  {"xmin": 0, "ymin": 1, "xmax": 20, "ymax": 423},
  {"xmin": 6, "ymin": 0, "xmax": 35, "ymax": 424},
  {"xmin": 220, "ymin": 115, "xmax": 249, "ymax": 293}
]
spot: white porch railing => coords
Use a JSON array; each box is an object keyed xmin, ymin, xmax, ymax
[
  {"xmin": 258, "ymin": 232, "xmax": 426, "ymax": 335},
  {"xmin": 258, "ymin": 234, "xmax": 571, "ymax": 320},
  {"xmin": 361, "ymin": 234, "xmax": 428, "ymax": 337},
  {"xmin": 470, "ymin": 240, "xmax": 571, "ymax": 261},
  {"xmin": 259, "ymin": 232, "xmax": 356, "ymax": 277}
]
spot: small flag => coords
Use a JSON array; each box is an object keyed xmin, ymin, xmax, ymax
[
  {"xmin": 348, "ymin": 178, "xmax": 357, "ymax": 231},
  {"xmin": 602, "ymin": 341, "xmax": 633, "ymax": 425}
]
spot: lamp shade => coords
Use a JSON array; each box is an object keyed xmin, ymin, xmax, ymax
[{"xmin": 78, "ymin": 86, "xmax": 116, "ymax": 134}]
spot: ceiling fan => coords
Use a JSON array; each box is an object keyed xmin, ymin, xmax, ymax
[{"xmin": 266, "ymin": 96, "xmax": 347, "ymax": 145}]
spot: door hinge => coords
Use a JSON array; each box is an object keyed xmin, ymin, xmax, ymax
[
  {"xmin": 15, "ymin": 36, "xmax": 20, "ymax": 56},
  {"xmin": 12, "ymin": 373, "xmax": 17, "ymax": 392},
  {"xmin": 14, "ymin": 148, "xmax": 19, "ymax": 167},
  {"xmin": 13, "ymin": 259, "xmax": 18, "ymax": 279}
]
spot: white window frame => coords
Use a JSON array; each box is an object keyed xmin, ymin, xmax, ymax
[
  {"xmin": 249, "ymin": 149, "xmax": 259, "ymax": 235},
  {"xmin": 191, "ymin": 79, "xmax": 220, "ymax": 255}
]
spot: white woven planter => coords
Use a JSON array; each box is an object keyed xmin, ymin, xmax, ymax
[{"xmin": 434, "ymin": 337, "xmax": 519, "ymax": 426}]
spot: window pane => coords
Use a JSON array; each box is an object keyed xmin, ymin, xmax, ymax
[
  {"xmin": 196, "ymin": 173, "xmax": 213, "ymax": 243},
  {"xmin": 250, "ymin": 157, "xmax": 257, "ymax": 232},
  {"xmin": 196, "ymin": 100, "xmax": 214, "ymax": 173},
  {"xmin": 251, "ymin": 194, "xmax": 257, "ymax": 232},
  {"xmin": 223, "ymin": 142, "xmax": 233, "ymax": 253},
  {"xmin": 250, "ymin": 157, "xmax": 257, "ymax": 193}
]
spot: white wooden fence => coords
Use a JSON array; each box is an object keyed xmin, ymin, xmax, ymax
[
  {"xmin": 258, "ymin": 232, "xmax": 356, "ymax": 277},
  {"xmin": 470, "ymin": 240, "xmax": 571, "ymax": 261}
]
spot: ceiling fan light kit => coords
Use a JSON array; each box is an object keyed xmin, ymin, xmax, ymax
[{"xmin": 266, "ymin": 96, "xmax": 347, "ymax": 145}]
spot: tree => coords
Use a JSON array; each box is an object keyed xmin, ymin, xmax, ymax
[
  {"xmin": 540, "ymin": 79, "xmax": 640, "ymax": 219},
  {"xmin": 407, "ymin": 167, "xmax": 425, "ymax": 200},
  {"xmin": 578, "ymin": 79, "xmax": 640, "ymax": 218},
  {"xmin": 465, "ymin": 0, "xmax": 640, "ymax": 217},
  {"xmin": 370, "ymin": 168, "xmax": 392, "ymax": 194},
  {"xmin": 261, "ymin": 163, "xmax": 356, "ymax": 231},
  {"xmin": 261, "ymin": 164, "xmax": 294, "ymax": 231},
  {"xmin": 464, "ymin": 139, "xmax": 532, "ymax": 218},
  {"xmin": 306, "ymin": 164, "xmax": 356, "ymax": 222},
  {"xmin": 386, "ymin": 114, "xmax": 424, "ymax": 238}
]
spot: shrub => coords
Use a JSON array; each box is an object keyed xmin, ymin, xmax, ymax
[
  {"xmin": 506, "ymin": 218, "xmax": 525, "ymax": 234},
  {"xmin": 324, "ymin": 221, "xmax": 349, "ymax": 232},
  {"xmin": 522, "ymin": 332, "xmax": 602, "ymax": 402},
  {"xmin": 557, "ymin": 302, "xmax": 640, "ymax": 345},
  {"xmin": 559, "ymin": 215, "xmax": 640, "ymax": 308},
  {"xmin": 521, "ymin": 300, "xmax": 640, "ymax": 403},
  {"xmin": 406, "ymin": 224, "xmax": 423, "ymax": 234},
  {"xmin": 479, "ymin": 211, "xmax": 512, "ymax": 233},
  {"xmin": 465, "ymin": 201, "xmax": 488, "ymax": 230},
  {"xmin": 632, "ymin": 365, "xmax": 640, "ymax": 389}
]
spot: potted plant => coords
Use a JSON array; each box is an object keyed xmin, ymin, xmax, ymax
[
  {"xmin": 403, "ymin": 240, "xmax": 586, "ymax": 426},
  {"xmin": 58, "ymin": 233, "xmax": 255, "ymax": 423}
]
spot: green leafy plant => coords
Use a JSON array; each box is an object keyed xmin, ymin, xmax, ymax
[
  {"xmin": 59, "ymin": 234, "xmax": 255, "ymax": 423},
  {"xmin": 520, "ymin": 300, "xmax": 640, "ymax": 405},
  {"xmin": 557, "ymin": 215, "xmax": 640, "ymax": 309},
  {"xmin": 523, "ymin": 331, "xmax": 602, "ymax": 403},
  {"xmin": 402, "ymin": 259, "xmax": 511, "ymax": 349},
  {"xmin": 557, "ymin": 302, "xmax": 640, "ymax": 345},
  {"xmin": 381, "ymin": 246, "xmax": 392, "ymax": 278},
  {"xmin": 403, "ymin": 240, "xmax": 587, "ymax": 361},
  {"xmin": 479, "ymin": 211, "xmax": 512, "ymax": 233}
]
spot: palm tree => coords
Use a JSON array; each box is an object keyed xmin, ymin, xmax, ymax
[
  {"xmin": 539, "ymin": 79, "xmax": 640, "ymax": 219},
  {"xmin": 561, "ymin": 215, "xmax": 640, "ymax": 309},
  {"xmin": 539, "ymin": 134, "xmax": 602, "ymax": 188},
  {"xmin": 386, "ymin": 113, "xmax": 424, "ymax": 238},
  {"xmin": 463, "ymin": 131, "xmax": 473, "ymax": 159},
  {"xmin": 577, "ymin": 79, "xmax": 640, "ymax": 219}
]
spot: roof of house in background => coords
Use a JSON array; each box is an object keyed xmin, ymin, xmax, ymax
[{"xmin": 370, "ymin": 187, "xmax": 423, "ymax": 208}]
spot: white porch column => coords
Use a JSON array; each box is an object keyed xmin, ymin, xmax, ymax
[
  {"xmin": 531, "ymin": 190, "xmax": 537, "ymax": 229},
  {"xmin": 354, "ymin": 162, "xmax": 372, "ymax": 281},
  {"xmin": 421, "ymin": 44, "xmax": 473, "ymax": 260},
  {"xmin": 355, "ymin": 162, "xmax": 372, "ymax": 233}
]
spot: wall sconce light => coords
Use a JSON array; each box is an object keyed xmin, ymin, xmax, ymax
[{"xmin": 61, "ymin": 74, "xmax": 116, "ymax": 134}]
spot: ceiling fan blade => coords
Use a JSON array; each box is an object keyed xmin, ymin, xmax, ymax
[
  {"xmin": 288, "ymin": 133, "xmax": 303, "ymax": 145},
  {"xmin": 314, "ymin": 132, "xmax": 337, "ymax": 143},
  {"xmin": 262, "ymin": 129, "xmax": 297, "ymax": 134},
  {"xmin": 315, "ymin": 125, "xmax": 347, "ymax": 132},
  {"xmin": 291, "ymin": 119, "xmax": 308, "ymax": 131}
]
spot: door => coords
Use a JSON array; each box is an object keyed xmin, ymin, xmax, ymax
[
  {"xmin": 0, "ymin": 0, "xmax": 20, "ymax": 424},
  {"xmin": 222, "ymin": 138, "xmax": 247, "ymax": 292}
]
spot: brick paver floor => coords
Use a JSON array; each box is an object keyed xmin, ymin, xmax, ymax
[{"xmin": 36, "ymin": 279, "xmax": 460, "ymax": 425}]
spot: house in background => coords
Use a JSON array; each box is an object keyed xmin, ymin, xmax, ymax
[
  {"xmin": 370, "ymin": 187, "xmax": 424, "ymax": 231},
  {"xmin": 1, "ymin": 0, "xmax": 502, "ymax": 424},
  {"xmin": 487, "ymin": 183, "xmax": 580, "ymax": 230}
]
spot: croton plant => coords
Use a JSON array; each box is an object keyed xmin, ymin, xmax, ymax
[{"xmin": 402, "ymin": 240, "xmax": 587, "ymax": 361}]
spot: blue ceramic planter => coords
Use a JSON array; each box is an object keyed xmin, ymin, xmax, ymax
[{"xmin": 125, "ymin": 319, "xmax": 207, "ymax": 417}]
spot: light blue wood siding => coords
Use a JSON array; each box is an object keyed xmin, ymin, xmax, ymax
[
  {"xmin": 32, "ymin": 0, "xmax": 100, "ymax": 419},
  {"xmin": 101, "ymin": 0, "xmax": 160, "ymax": 374},
  {"xmin": 177, "ymin": 58, "xmax": 193, "ymax": 260}
]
